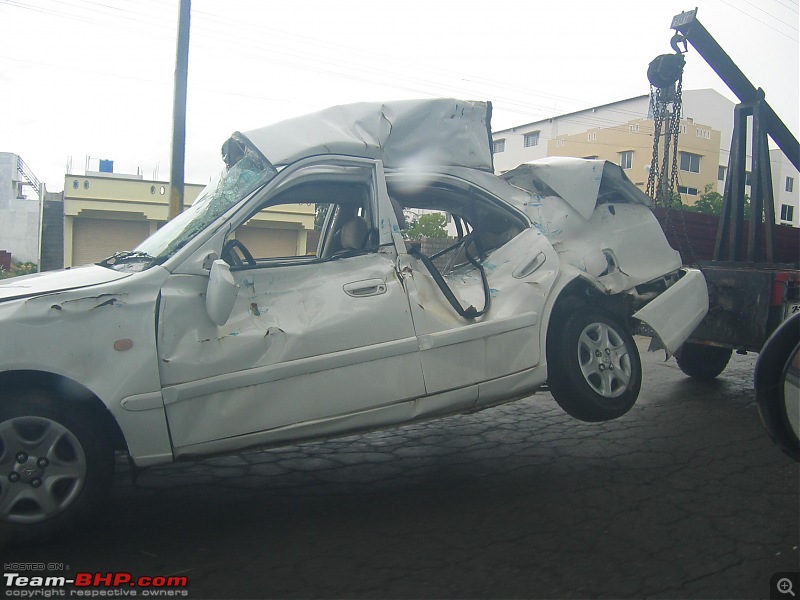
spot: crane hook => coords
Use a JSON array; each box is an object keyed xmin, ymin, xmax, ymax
[{"xmin": 670, "ymin": 33, "xmax": 688, "ymax": 54}]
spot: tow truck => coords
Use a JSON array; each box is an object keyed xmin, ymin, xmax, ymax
[{"xmin": 647, "ymin": 8, "xmax": 800, "ymax": 379}]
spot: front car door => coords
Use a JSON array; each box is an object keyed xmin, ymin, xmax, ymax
[{"xmin": 156, "ymin": 157, "xmax": 425, "ymax": 457}]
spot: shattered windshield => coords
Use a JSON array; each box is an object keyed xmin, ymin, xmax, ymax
[{"xmin": 107, "ymin": 144, "xmax": 277, "ymax": 271}]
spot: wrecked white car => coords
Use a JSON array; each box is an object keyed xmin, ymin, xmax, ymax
[{"xmin": 0, "ymin": 99, "xmax": 707, "ymax": 541}]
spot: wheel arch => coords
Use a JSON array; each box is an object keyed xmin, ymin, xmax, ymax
[
  {"xmin": 0, "ymin": 369, "xmax": 127, "ymax": 452},
  {"xmin": 544, "ymin": 275, "xmax": 636, "ymax": 352}
]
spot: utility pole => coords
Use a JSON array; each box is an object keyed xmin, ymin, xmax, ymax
[{"xmin": 169, "ymin": 0, "xmax": 191, "ymax": 220}]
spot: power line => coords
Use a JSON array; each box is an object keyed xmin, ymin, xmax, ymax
[
  {"xmin": 737, "ymin": 0, "xmax": 800, "ymax": 30},
  {"xmin": 768, "ymin": 0, "xmax": 799, "ymax": 15},
  {"xmin": 720, "ymin": 0, "xmax": 800, "ymax": 41}
]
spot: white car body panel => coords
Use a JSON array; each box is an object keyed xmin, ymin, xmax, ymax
[
  {"xmin": 398, "ymin": 227, "xmax": 559, "ymax": 394},
  {"xmin": 241, "ymin": 98, "xmax": 494, "ymax": 172},
  {"xmin": 633, "ymin": 268, "xmax": 709, "ymax": 353},
  {"xmin": 159, "ymin": 252, "xmax": 427, "ymax": 453},
  {"xmin": 0, "ymin": 264, "xmax": 131, "ymax": 302},
  {"xmin": 0, "ymin": 267, "xmax": 173, "ymax": 465}
]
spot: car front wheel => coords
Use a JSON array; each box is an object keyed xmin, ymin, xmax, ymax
[
  {"xmin": 0, "ymin": 390, "xmax": 114, "ymax": 544},
  {"xmin": 547, "ymin": 309, "xmax": 642, "ymax": 422}
]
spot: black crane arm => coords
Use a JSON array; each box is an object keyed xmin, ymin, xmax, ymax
[{"xmin": 671, "ymin": 9, "xmax": 799, "ymax": 171}]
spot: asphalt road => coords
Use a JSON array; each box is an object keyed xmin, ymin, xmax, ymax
[{"xmin": 3, "ymin": 343, "xmax": 799, "ymax": 599}]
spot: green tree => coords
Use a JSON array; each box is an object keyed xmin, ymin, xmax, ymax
[
  {"xmin": 682, "ymin": 183, "xmax": 751, "ymax": 220},
  {"xmin": 404, "ymin": 212, "xmax": 448, "ymax": 239}
]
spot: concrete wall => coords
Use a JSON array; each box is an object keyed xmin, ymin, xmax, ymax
[
  {"xmin": 41, "ymin": 194, "xmax": 64, "ymax": 271},
  {"xmin": 0, "ymin": 152, "xmax": 41, "ymax": 263}
]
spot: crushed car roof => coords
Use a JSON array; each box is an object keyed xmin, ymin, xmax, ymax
[{"xmin": 237, "ymin": 99, "xmax": 495, "ymax": 172}]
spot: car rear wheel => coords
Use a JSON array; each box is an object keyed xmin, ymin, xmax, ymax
[
  {"xmin": 547, "ymin": 309, "xmax": 642, "ymax": 422},
  {"xmin": 0, "ymin": 389, "xmax": 114, "ymax": 544},
  {"xmin": 676, "ymin": 342, "xmax": 732, "ymax": 380}
]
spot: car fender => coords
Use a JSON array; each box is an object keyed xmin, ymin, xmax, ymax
[{"xmin": 0, "ymin": 266, "xmax": 174, "ymax": 466}]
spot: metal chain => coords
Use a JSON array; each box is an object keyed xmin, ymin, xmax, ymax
[
  {"xmin": 646, "ymin": 87, "xmax": 663, "ymax": 202},
  {"xmin": 647, "ymin": 75, "xmax": 698, "ymax": 265},
  {"xmin": 668, "ymin": 78, "xmax": 698, "ymax": 264},
  {"xmin": 668, "ymin": 78, "xmax": 683, "ymax": 208}
]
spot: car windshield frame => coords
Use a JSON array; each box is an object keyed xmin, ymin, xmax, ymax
[{"xmin": 101, "ymin": 143, "xmax": 277, "ymax": 272}]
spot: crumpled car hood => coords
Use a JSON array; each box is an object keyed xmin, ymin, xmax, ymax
[
  {"xmin": 501, "ymin": 157, "xmax": 653, "ymax": 220},
  {"xmin": 0, "ymin": 265, "xmax": 131, "ymax": 303},
  {"xmin": 237, "ymin": 99, "xmax": 495, "ymax": 172}
]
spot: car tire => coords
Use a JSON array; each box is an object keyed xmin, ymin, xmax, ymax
[
  {"xmin": 676, "ymin": 342, "xmax": 732, "ymax": 380},
  {"xmin": 0, "ymin": 389, "xmax": 114, "ymax": 544},
  {"xmin": 755, "ymin": 314, "xmax": 800, "ymax": 462},
  {"xmin": 547, "ymin": 309, "xmax": 642, "ymax": 422}
]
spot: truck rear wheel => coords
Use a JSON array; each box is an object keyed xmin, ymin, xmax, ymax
[{"xmin": 676, "ymin": 342, "xmax": 732, "ymax": 380}]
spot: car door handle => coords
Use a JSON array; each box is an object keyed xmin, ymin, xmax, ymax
[
  {"xmin": 343, "ymin": 279, "xmax": 387, "ymax": 297},
  {"xmin": 513, "ymin": 251, "xmax": 546, "ymax": 279}
]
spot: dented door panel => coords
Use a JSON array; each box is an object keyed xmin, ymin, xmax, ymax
[
  {"xmin": 159, "ymin": 251, "xmax": 425, "ymax": 450},
  {"xmin": 400, "ymin": 228, "xmax": 560, "ymax": 395}
]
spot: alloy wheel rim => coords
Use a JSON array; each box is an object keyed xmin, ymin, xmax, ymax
[
  {"xmin": 0, "ymin": 416, "xmax": 87, "ymax": 524},
  {"xmin": 577, "ymin": 322, "xmax": 632, "ymax": 398}
]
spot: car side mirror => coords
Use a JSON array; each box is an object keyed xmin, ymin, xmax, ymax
[{"xmin": 205, "ymin": 259, "xmax": 238, "ymax": 326}]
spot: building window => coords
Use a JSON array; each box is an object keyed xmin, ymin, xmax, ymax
[
  {"xmin": 780, "ymin": 204, "xmax": 794, "ymax": 222},
  {"xmin": 718, "ymin": 166, "xmax": 726, "ymax": 181},
  {"xmin": 523, "ymin": 131, "xmax": 540, "ymax": 148},
  {"xmin": 587, "ymin": 132, "xmax": 597, "ymax": 141},
  {"xmin": 745, "ymin": 171, "xmax": 752, "ymax": 186},
  {"xmin": 556, "ymin": 139, "xmax": 566, "ymax": 147},
  {"xmin": 493, "ymin": 139, "xmax": 505, "ymax": 154},
  {"xmin": 696, "ymin": 128, "xmax": 711, "ymax": 139},
  {"xmin": 679, "ymin": 152, "xmax": 701, "ymax": 173},
  {"xmin": 619, "ymin": 150, "xmax": 633, "ymax": 170},
  {"xmin": 787, "ymin": 176, "xmax": 794, "ymax": 193},
  {"xmin": 679, "ymin": 125, "xmax": 687, "ymax": 134},
  {"xmin": 678, "ymin": 185, "xmax": 699, "ymax": 196},
  {"xmin": 629, "ymin": 124, "xmax": 640, "ymax": 133}
]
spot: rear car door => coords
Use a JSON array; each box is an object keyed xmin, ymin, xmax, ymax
[{"xmin": 388, "ymin": 171, "xmax": 559, "ymax": 405}]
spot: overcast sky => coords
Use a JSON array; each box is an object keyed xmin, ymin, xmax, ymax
[{"xmin": 1, "ymin": 0, "xmax": 798, "ymax": 193}]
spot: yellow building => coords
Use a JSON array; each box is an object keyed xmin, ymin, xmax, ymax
[
  {"xmin": 63, "ymin": 173, "xmax": 314, "ymax": 267},
  {"xmin": 547, "ymin": 117, "xmax": 722, "ymax": 206}
]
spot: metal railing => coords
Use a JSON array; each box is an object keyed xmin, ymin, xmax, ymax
[{"xmin": 16, "ymin": 156, "xmax": 41, "ymax": 195}]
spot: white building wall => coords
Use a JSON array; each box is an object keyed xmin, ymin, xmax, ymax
[
  {"xmin": 0, "ymin": 152, "xmax": 41, "ymax": 263},
  {"xmin": 772, "ymin": 148, "xmax": 799, "ymax": 227}
]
